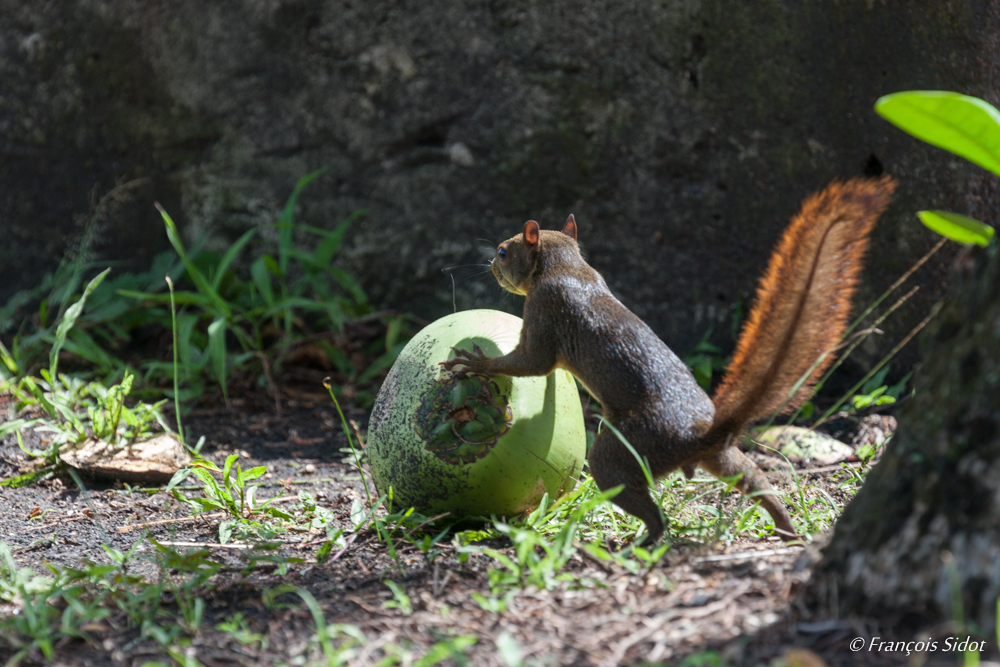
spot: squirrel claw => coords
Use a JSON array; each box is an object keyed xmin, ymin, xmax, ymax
[{"xmin": 442, "ymin": 344, "xmax": 491, "ymax": 377}]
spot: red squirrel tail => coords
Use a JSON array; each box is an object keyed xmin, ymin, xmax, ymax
[{"xmin": 709, "ymin": 176, "xmax": 896, "ymax": 434}]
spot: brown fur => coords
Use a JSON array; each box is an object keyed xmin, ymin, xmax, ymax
[
  {"xmin": 443, "ymin": 179, "xmax": 896, "ymax": 544},
  {"xmin": 711, "ymin": 177, "xmax": 896, "ymax": 431}
]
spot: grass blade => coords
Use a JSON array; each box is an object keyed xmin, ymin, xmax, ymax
[
  {"xmin": 207, "ymin": 317, "xmax": 229, "ymax": 404},
  {"xmin": 277, "ymin": 168, "xmax": 327, "ymax": 275},
  {"xmin": 49, "ymin": 268, "xmax": 110, "ymax": 380},
  {"xmin": 212, "ymin": 227, "xmax": 259, "ymax": 290},
  {"xmin": 250, "ymin": 256, "xmax": 275, "ymax": 306},
  {"xmin": 155, "ymin": 203, "xmax": 232, "ymax": 319}
]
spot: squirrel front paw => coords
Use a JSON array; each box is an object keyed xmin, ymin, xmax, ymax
[{"xmin": 440, "ymin": 343, "xmax": 493, "ymax": 378}]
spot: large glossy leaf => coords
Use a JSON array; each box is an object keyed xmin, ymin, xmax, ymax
[
  {"xmin": 917, "ymin": 210, "xmax": 995, "ymax": 247},
  {"xmin": 875, "ymin": 91, "xmax": 1000, "ymax": 177}
]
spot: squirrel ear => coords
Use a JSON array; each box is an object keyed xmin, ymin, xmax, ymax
[
  {"xmin": 522, "ymin": 220, "xmax": 540, "ymax": 246},
  {"xmin": 562, "ymin": 214, "xmax": 578, "ymax": 241}
]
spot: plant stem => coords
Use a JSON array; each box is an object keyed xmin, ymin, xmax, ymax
[
  {"xmin": 166, "ymin": 275, "xmax": 184, "ymax": 444},
  {"xmin": 323, "ymin": 377, "xmax": 372, "ymax": 506}
]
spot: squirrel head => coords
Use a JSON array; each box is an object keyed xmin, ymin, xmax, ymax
[{"xmin": 491, "ymin": 215, "xmax": 579, "ymax": 295}]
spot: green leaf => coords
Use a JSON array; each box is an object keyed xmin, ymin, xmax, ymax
[
  {"xmin": 20, "ymin": 377, "xmax": 57, "ymax": 420},
  {"xmin": 156, "ymin": 204, "xmax": 233, "ymax": 319},
  {"xmin": 49, "ymin": 268, "xmax": 111, "ymax": 380},
  {"xmin": 0, "ymin": 468, "xmax": 52, "ymax": 488},
  {"xmin": 350, "ymin": 498, "xmax": 366, "ymax": 528},
  {"xmin": 250, "ymin": 257, "xmax": 275, "ymax": 306},
  {"xmin": 315, "ymin": 541, "xmax": 335, "ymax": 564},
  {"xmin": 875, "ymin": 91, "xmax": 1000, "ymax": 177},
  {"xmin": 886, "ymin": 372, "xmax": 912, "ymax": 400},
  {"xmin": 212, "ymin": 227, "xmax": 259, "ymax": 291},
  {"xmin": 860, "ymin": 365, "xmax": 891, "ymax": 395},
  {"xmin": 194, "ymin": 458, "xmax": 222, "ymax": 473},
  {"xmin": 190, "ymin": 466, "xmax": 221, "ymax": 493},
  {"xmin": 62, "ymin": 327, "xmax": 120, "ymax": 372},
  {"xmin": 0, "ymin": 419, "xmax": 40, "ymax": 439},
  {"xmin": 327, "ymin": 266, "xmax": 368, "ymax": 303},
  {"xmin": 0, "ymin": 339, "xmax": 19, "ymax": 376},
  {"xmin": 116, "ymin": 289, "xmax": 214, "ymax": 308},
  {"xmin": 239, "ymin": 466, "xmax": 267, "ymax": 483},
  {"xmin": 311, "ymin": 217, "xmax": 352, "ymax": 266},
  {"xmin": 207, "ymin": 317, "xmax": 229, "ymax": 404},
  {"xmin": 222, "ymin": 454, "xmax": 239, "ymax": 493},
  {"xmin": 263, "ymin": 507, "xmax": 294, "ymax": 521},
  {"xmin": 165, "ymin": 468, "xmax": 192, "ymax": 494},
  {"xmin": 278, "ymin": 168, "xmax": 327, "ymax": 275},
  {"xmin": 917, "ymin": 210, "xmax": 994, "ymax": 247},
  {"xmin": 496, "ymin": 631, "xmax": 523, "ymax": 667},
  {"xmin": 219, "ymin": 519, "xmax": 235, "ymax": 545},
  {"xmin": 187, "ymin": 497, "xmax": 226, "ymax": 513}
]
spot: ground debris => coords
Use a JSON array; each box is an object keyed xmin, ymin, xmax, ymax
[{"xmin": 59, "ymin": 433, "xmax": 190, "ymax": 484}]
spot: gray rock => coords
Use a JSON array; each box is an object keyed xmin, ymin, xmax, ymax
[
  {"xmin": 1, "ymin": 1, "xmax": 996, "ymax": 364},
  {"xmin": 749, "ymin": 426, "xmax": 853, "ymax": 466}
]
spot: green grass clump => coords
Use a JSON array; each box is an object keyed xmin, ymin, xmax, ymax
[{"xmin": 0, "ymin": 170, "xmax": 408, "ymax": 410}]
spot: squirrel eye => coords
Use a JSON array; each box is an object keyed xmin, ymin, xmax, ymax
[{"xmin": 497, "ymin": 247, "xmax": 508, "ymax": 261}]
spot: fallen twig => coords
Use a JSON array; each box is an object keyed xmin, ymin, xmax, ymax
[
  {"xmin": 25, "ymin": 511, "xmax": 96, "ymax": 532},
  {"xmin": 117, "ymin": 512, "xmax": 226, "ymax": 534},
  {"xmin": 693, "ymin": 546, "xmax": 803, "ymax": 564},
  {"xmin": 155, "ymin": 540, "xmax": 255, "ymax": 550}
]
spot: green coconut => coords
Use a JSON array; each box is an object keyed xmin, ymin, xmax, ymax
[{"xmin": 366, "ymin": 309, "xmax": 586, "ymax": 518}]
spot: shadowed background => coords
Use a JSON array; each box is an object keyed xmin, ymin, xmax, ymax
[{"xmin": 1, "ymin": 1, "xmax": 997, "ymax": 376}]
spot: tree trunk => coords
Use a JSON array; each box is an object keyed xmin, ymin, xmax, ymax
[{"xmin": 804, "ymin": 227, "xmax": 1000, "ymax": 635}]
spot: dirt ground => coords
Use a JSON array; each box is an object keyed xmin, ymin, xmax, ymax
[{"xmin": 0, "ymin": 381, "xmax": 949, "ymax": 667}]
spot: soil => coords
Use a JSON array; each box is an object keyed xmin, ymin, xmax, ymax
[{"xmin": 0, "ymin": 380, "xmax": 932, "ymax": 667}]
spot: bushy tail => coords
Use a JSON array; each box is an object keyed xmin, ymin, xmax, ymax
[{"xmin": 709, "ymin": 176, "xmax": 896, "ymax": 436}]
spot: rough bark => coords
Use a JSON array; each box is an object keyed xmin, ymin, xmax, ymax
[
  {"xmin": 804, "ymin": 233, "xmax": 1000, "ymax": 632},
  {"xmin": 1, "ymin": 1, "xmax": 996, "ymax": 362}
]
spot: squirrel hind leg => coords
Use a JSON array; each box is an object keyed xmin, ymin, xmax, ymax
[
  {"xmin": 588, "ymin": 429, "xmax": 665, "ymax": 545},
  {"xmin": 699, "ymin": 446, "xmax": 800, "ymax": 542}
]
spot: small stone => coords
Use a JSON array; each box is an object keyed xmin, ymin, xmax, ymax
[
  {"xmin": 448, "ymin": 142, "xmax": 474, "ymax": 167},
  {"xmin": 748, "ymin": 426, "xmax": 852, "ymax": 465},
  {"xmin": 304, "ymin": 464, "xmax": 316, "ymax": 474}
]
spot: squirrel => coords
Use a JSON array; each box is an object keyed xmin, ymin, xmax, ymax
[{"xmin": 442, "ymin": 177, "xmax": 896, "ymax": 543}]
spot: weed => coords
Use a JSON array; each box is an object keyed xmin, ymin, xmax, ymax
[
  {"xmin": 1, "ymin": 369, "xmax": 168, "ymax": 487},
  {"xmin": 383, "ymin": 580, "xmax": 413, "ymax": 615},
  {"xmin": 0, "ymin": 538, "xmax": 225, "ymax": 663},
  {"xmin": 215, "ymin": 612, "xmax": 268, "ymax": 651},
  {"xmin": 683, "ymin": 327, "xmax": 728, "ymax": 391},
  {"xmin": 134, "ymin": 171, "xmax": 375, "ymax": 404},
  {"xmin": 172, "ymin": 454, "xmax": 293, "ymax": 544},
  {"xmin": 262, "ymin": 585, "xmax": 477, "ymax": 666},
  {"xmin": 1, "ymin": 172, "xmax": 399, "ymax": 412}
]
